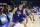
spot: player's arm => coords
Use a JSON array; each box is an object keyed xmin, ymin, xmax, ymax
[
  {"xmin": 37, "ymin": 9, "xmax": 38, "ymax": 12},
  {"xmin": 8, "ymin": 8, "xmax": 17, "ymax": 27},
  {"xmin": 23, "ymin": 9, "xmax": 27, "ymax": 16},
  {"xmin": 37, "ymin": 9, "xmax": 38, "ymax": 14},
  {"xmin": 10, "ymin": 8, "xmax": 17, "ymax": 22}
]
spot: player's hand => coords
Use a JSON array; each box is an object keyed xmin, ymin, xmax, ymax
[
  {"xmin": 24, "ymin": 14, "xmax": 27, "ymax": 16},
  {"xmin": 25, "ymin": 15, "xmax": 27, "ymax": 16}
]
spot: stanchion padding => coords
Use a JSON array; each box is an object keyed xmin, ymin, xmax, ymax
[{"xmin": 0, "ymin": 15, "xmax": 8, "ymax": 25}]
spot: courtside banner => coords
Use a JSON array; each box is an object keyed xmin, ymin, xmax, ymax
[{"xmin": 0, "ymin": 3, "xmax": 7, "ymax": 5}]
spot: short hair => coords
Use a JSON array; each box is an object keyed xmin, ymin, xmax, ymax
[
  {"xmin": 19, "ymin": 2, "xmax": 23, "ymax": 5},
  {"xmin": 24, "ymin": 5, "xmax": 28, "ymax": 9}
]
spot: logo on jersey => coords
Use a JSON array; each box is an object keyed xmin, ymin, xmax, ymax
[{"xmin": 17, "ymin": 11, "xmax": 21, "ymax": 16}]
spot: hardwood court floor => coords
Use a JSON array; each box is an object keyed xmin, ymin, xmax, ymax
[{"xmin": 14, "ymin": 15, "xmax": 40, "ymax": 27}]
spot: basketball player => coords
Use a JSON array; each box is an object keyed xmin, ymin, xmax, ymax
[
  {"xmin": 32, "ymin": 7, "xmax": 38, "ymax": 21},
  {"xmin": 33, "ymin": 7, "xmax": 38, "ymax": 15},
  {"xmin": 29, "ymin": 8, "xmax": 35, "ymax": 21},
  {"xmin": 23, "ymin": 6, "xmax": 32, "ymax": 24},
  {"xmin": 8, "ymin": 2, "xmax": 26, "ymax": 27}
]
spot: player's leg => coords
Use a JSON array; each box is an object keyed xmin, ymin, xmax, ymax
[
  {"xmin": 8, "ymin": 21, "xmax": 19, "ymax": 27},
  {"xmin": 26, "ymin": 17, "xmax": 28, "ymax": 24},
  {"xmin": 29, "ymin": 14, "xmax": 32, "ymax": 21},
  {"xmin": 23, "ymin": 16, "xmax": 28, "ymax": 24},
  {"xmin": 27, "ymin": 13, "xmax": 32, "ymax": 21},
  {"xmin": 8, "ymin": 18, "xmax": 19, "ymax": 27},
  {"xmin": 32, "ymin": 13, "xmax": 35, "ymax": 21},
  {"xmin": 19, "ymin": 18, "xmax": 27, "ymax": 27},
  {"xmin": 22, "ymin": 21, "xmax": 27, "ymax": 27},
  {"xmin": 8, "ymin": 18, "xmax": 14, "ymax": 27},
  {"xmin": 8, "ymin": 22, "xmax": 14, "ymax": 27}
]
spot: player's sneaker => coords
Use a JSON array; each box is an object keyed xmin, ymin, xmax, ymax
[{"xmin": 33, "ymin": 19, "xmax": 35, "ymax": 21}]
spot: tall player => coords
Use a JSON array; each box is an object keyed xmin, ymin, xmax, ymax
[{"xmin": 8, "ymin": 2, "xmax": 26, "ymax": 27}]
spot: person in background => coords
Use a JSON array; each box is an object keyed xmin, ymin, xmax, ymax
[
  {"xmin": 29, "ymin": 8, "xmax": 35, "ymax": 21},
  {"xmin": 32, "ymin": 6, "xmax": 38, "ymax": 21},
  {"xmin": 3, "ymin": 6, "xmax": 8, "ymax": 15},
  {"xmin": 2, "ymin": 6, "xmax": 4, "ymax": 14},
  {"xmin": 7, "ymin": 5, "xmax": 12, "ymax": 12},
  {"xmin": 33, "ymin": 7, "xmax": 38, "ymax": 15}
]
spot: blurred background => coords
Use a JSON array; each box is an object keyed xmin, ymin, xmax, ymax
[
  {"xmin": 0, "ymin": 0, "xmax": 40, "ymax": 6},
  {"xmin": 0, "ymin": 0, "xmax": 40, "ymax": 11},
  {"xmin": 0, "ymin": 0, "xmax": 40, "ymax": 27}
]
